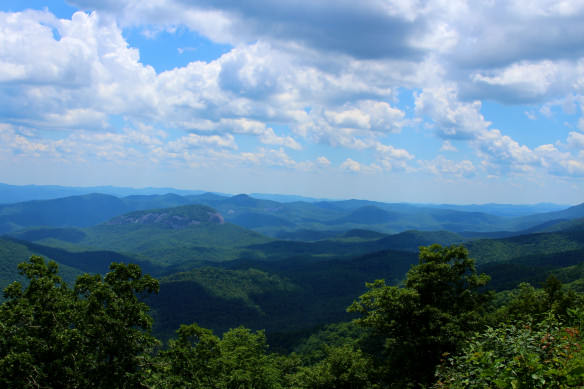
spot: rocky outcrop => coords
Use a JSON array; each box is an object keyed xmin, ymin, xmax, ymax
[{"xmin": 106, "ymin": 206, "xmax": 224, "ymax": 229}]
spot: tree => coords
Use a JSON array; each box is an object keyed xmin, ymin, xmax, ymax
[
  {"xmin": 154, "ymin": 325, "xmax": 284, "ymax": 389},
  {"xmin": 154, "ymin": 323, "xmax": 222, "ymax": 389},
  {"xmin": 494, "ymin": 276, "xmax": 584, "ymax": 325},
  {"xmin": 290, "ymin": 344, "xmax": 374, "ymax": 389},
  {"xmin": 73, "ymin": 262, "xmax": 160, "ymax": 388},
  {"xmin": 348, "ymin": 244, "xmax": 492, "ymax": 387},
  {"xmin": 0, "ymin": 256, "xmax": 80, "ymax": 388},
  {"xmin": 0, "ymin": 256, "xmax": 159, "ymax": 388}
]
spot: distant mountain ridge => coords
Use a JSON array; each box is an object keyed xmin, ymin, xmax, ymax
[
  {"xmin": 0, "ymin": 182, "xmax": 209, "ymax": 204},
  {"xmin": 0, "ymin": 183, "xmax": 580, "ymax": 238}
]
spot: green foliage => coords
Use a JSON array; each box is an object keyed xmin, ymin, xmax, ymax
[
  {"xmin": 1, "ymin": 235, "xmax": 584, "ymax": 389},
  {"xmin": 152, "ymin": 323, "xmax": 222, "ymax": 388},
  {"xmin": 493, "ymin": 276, "xmax": 584, "ymax": 324},
  {"xmin": 0, "ymin": 256, "xmax": 79, "ymax": 388},
  {"xmin": 468, "ymin": 230, "xmax": 584, "ymax": 265},
  {"xmin": 0, "ymin": 238, "xmax": 83, "ymax": 300},
  {"xmin": 289, "ymin": 344, "xmax": 374, "ymax": 389},
  {"xmin": 435, "ymin": 320, "xmax": 584, "ymax": 388},
  {"xmin": 149, "ymin": 248, "xmax": 419, "ymax": 343},
  {"xmin": 73, "ymin": 262, "xmax": 160, "ymax": 388},
  {"xmin": 160, "ymin": 267, "xmax": 298, "ymax": 310},
  {"xmin": 153, "ymin": 325, "xmax": 284, "ymax": 389},
  {"xmin": 0, "ymin": 256, "xmax": 159, "ymax": 388},
  {"xmin": 150, "ymin": 267, "xmax": 301, "ymax": 338},
  {"xmin": 60, "ymin": 222, "xmax": 270, "ymax": 264},
  {"xmin": 293, "ymin": 321, "xmax": 366, "ymax": 364},
  {"xmin": 348, "ymin": 244, "xmax": 492, "ymax": 387}
]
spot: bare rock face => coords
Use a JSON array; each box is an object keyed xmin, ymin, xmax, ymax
[
  {"xmin": 106, "ymin": 206, "xmax": 224, "ymax": 229},
  {"xmin": 207, "ymin": 212, "xmax": 224, "ymax": 225}
]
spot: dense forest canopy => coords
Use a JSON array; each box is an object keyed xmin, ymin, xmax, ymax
[{"xmin": 2, "ymin": 245, "xmax": 584, "ymax": 388}]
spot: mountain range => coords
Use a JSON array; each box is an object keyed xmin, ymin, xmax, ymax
[{"xmin": 0, "ymin": 183, "xmax": 583, "ymax": 346}]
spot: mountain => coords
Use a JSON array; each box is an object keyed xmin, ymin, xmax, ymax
[
  {"xmin": 0, "ymin": 194, "xmax": 128, "ymax": 234},
  {"xmin": 468, "ymin": 225, "xmax": 584, "ymax": 266},
  {"xmin": 376, "ymin": 230, "xmax": 464, "ymax": 252},
  {"xmin": 2, "ymin": 194, "xmax": 583, "ymax": 347},
  {"xmin": 275, "ymin": 229, "xmax": 342, "ymax": 241},
  {"xmin": 465, "ymin": 220, "xmax": 584, "ymax": 291},
  {"xmin": 424, "ymin": 203, "xmax": 569, "ymax": 217},
  {"xmin": 0, "ymin": 193, "xmax": 218, "ymax": 234},
  {"xmin": 0, "ymin": 238, "xmax": 87, "ymax": 298},
  {"xmin": 341, "ymin": 229, "xmax": 388, "ymax": 240},
  {"xmin": 0, "ymin": 182, "xmax": 207, "ymax": 204},
  {"xmin": 329, "ymin": 206, "xmax": 396, "ymax": 225},
  {"xmin": 9, "ymin": 204, "xmax": 271, "ymax": 266},
  {"xmin": 118, "ymin": 193, "xmax": 193, "ymax": 210},
  {"xmin": 249, "ymin": 193, "xmax": 331, "ymax": 203},
  {"xmin": 149, "ymin": 248, "xmax": 419, "ymax": 338},
  {"xmin": 510, "ymin": 203, "xmax": 584, "ymax": 230},
  {"xmin": 1, "ymin": 187, "xmax": 577, "ymax": 237},
  {"xmin": 229, "ymin": 212, "xmax": 296, "ymax": 229},
  {"xmin": 105, "ymin": 204, "xmax": 224, "ymax": 228}
]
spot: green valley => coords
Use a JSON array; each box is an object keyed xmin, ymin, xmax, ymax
[{"xmin": 1, "ymin": 188, "xmax": 584, "ymax": 387}]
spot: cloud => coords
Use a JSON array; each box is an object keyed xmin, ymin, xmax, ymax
[
  {"xmin": 420, "ymin": 156, "xmax": 476, "ymax": 178},
  {"xmin": 316, "ymin": 156, "xmax": 331, "ymax": 167},
  {"xmin": 476, "ymin": 129, "xmax": 538, "ymax": 171},
  {"xmin": 440, "ymin": 141, "xmax": 457, "ymax": 152},
  {"xmin": 340, "ymin": 158, "xmax": 362, "ymax": 173},
  {"xmin": 466, "ymin": 60, "xmax": 575, "ymax": 103},
  {"xmin": 0, "ymin": 10, "xmax": 159, "ymax": 129},
  {"xmin": 61, "ymin": 1, "xmax": 584, "ymax": 106},
  {"xmin": 183, "ymin": 118, "xmax": 302, "ymax": 150},
  {"xmin": 294, "ymin": 100, "xmax": 406, "ymax": 150},
  {"xmin": 2, "ymin": 3, "xmax": 584, "ymax": 195},
  {"xmin": 339, "ymin": 158, "xmax": 380, "ymax": 174},
  {"xmin": 324, "ymin": 100, "xmax": 405, "ymax": 133},
  {"xmin": 415, "ymin": 85, "xmax": 490, "ymax": 140},
  {"xmin": 238, "ymin": 147, "xmax": 315, "ymax": 170},
  {"xmin": 167, "ymin": 133, "xmax": 238, "ymax": 152},
  {"xmin": 525, "ymin": 111, "xmax": 537, "ymax": 120},
  {"xmin": 567, "ymin": 131, "xmax": 584, "ymax": 149},
  {"xmin": 69, "ymin": 0, "xmax": 430, "ymax": 60},
  {"xmin": 535, "ymin": 143, "xmax": 584, "ymax": 177}
]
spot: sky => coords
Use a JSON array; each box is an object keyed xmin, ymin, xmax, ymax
[{"xmin": 0, "ymin": 1, "xmax": 583, "ymax": 204}]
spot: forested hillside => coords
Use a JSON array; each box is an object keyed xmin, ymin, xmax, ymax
[
  {"xmin": 2, "ymin": 245, "xmax": 584, "ymax": 388},
  {"xmin": 2, "ymin": 200, "xmax": 584, "ymax": 342},
  {"xmin": 1, "ymin": 190, "xmax": 584, "ymax": 387}
]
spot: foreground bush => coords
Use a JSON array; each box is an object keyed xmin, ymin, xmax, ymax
[{"xmin": 435, "ymin": 318, "xmax": 584, "ymax": 388}]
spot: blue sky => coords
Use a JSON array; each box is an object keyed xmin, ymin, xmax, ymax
[{"xmin": 0, "ymin": 1, "xmax": 583, "ymax": 204}]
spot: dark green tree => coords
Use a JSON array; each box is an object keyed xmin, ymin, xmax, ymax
[
  {"xmin": 0, "ymin": 256, "xmax": 159, "ymax": 388},
  {"xmin": 348, "ymin": 244, "xmax": 492, "ymax": 387},
  {"xmin": 154, "ymin": 323, "xmax": 222, "ymax": 388},
  {"xmin": 0, "ymin": 256, "xmax": 80, "ymax": 388},
  {"xmin": 494, "ymin": 276, "xmax": 584, "ymax": 325},
  {"xmin": 290, "ymin": 344, "xmax": 374, "ymax": 389},
  {"xmin": 217, "ymin": 327, "xmax": 283, "ymax": 389},
  {"xmin": 153, "ymin": 325, "xmax": 284, "ymax": 389},
  {"xmin": 73, "ymin": 262, "xmax": 160, "ymax": 388}
]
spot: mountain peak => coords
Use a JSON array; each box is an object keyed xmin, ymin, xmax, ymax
[{"xmin": 105, "ymin": 204, "xmax": 224, "ymax": 229}]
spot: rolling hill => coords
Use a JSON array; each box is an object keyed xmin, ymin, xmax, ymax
[
  {"xmin": 0, "ymin": 186, "xmax": 580, "ymax": 239},
  {"xmin": 8, "ymin": 204, "xmax": 272, "ymax": 265},
  {"xmin": 1, "ymin": 196, "xmax": 583, "ymax": 348}
]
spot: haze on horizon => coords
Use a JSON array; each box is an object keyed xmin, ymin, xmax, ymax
[{"xmin": 0, "ymin": 1, "xmax": 583, "ymax": 204}]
